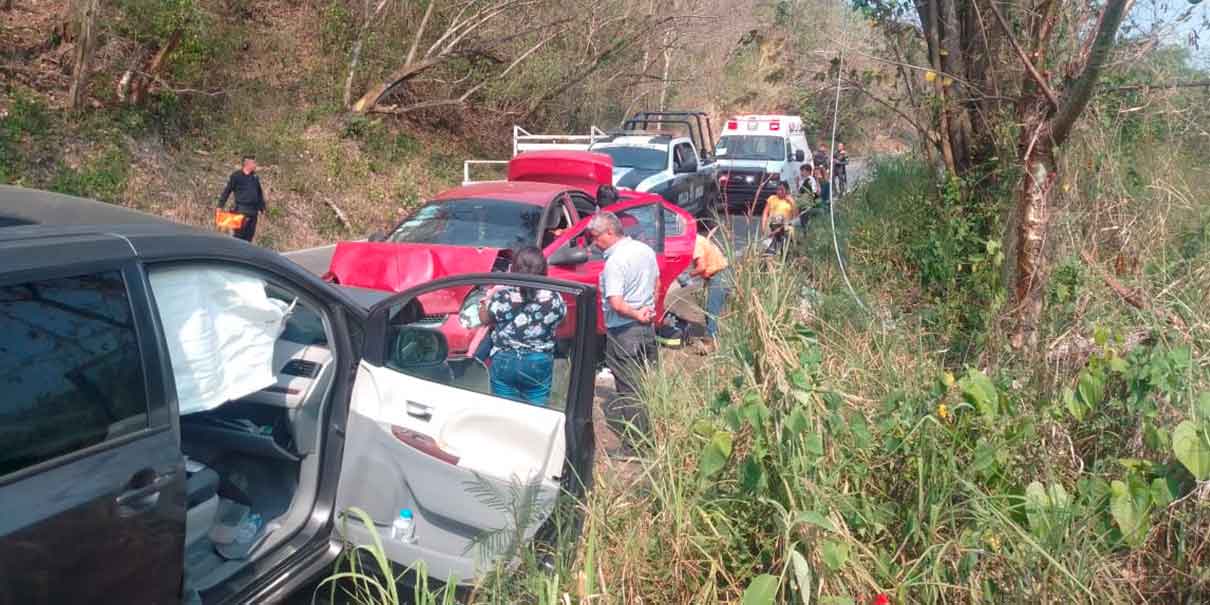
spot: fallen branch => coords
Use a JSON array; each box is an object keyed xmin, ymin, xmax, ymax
[
  {"xmin": 1079, "ymin": 249, "xmax": 1186, "ymax": 330},
  {"xmin": 1101, "ymin": 79, "xmax": 1210, "ymax": 93},
  {"xmin": 324, "ymin": 199, "xmax": 350, "ymax": 229},
  {"xmin": 1046, "ymin": 328, "xmax": 1150, "ymax": 367},
  {"xmin": 133, "ymin": 71, "xmax": 226, "ymax": 97}
]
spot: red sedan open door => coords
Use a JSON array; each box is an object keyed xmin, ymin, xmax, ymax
[{"xmin": 543, "ymin": 196, "xmax": 695, "ymax": 332}]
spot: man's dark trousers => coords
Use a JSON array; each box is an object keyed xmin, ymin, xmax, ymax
[
  {"xmin": 604, "ymin": 321, "xmax": 657, "ymax": 450},
  {"xmin": 233, "ymin": 210, "xmax": 259, "ymax": 242}
]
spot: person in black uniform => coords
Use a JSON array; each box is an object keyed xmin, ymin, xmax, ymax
[{"xmin": 217, "ymin": 155, "xmax": 266, "ymax": 242}]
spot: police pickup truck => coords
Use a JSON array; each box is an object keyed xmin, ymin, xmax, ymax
[{"xmin": 588, "ymin": 111, "xmax": 720, "ymax": 219}]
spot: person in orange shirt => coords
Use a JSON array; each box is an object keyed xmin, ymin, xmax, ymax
[{"xmin": 690, "ymin": 230, "xmax": 731, "ymax": 351}]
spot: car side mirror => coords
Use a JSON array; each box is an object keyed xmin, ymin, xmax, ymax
[
  {"xmin": 676, "ymin": 158, "xmax": 698, "ymax": 174},
  {"xmin": 391, "ymin": 326, "xmax": 448, "ymax": 368},
  {"xmin": 795, "ymin": 149, "xmax": 805, "ymax": 162},
  {"xmin": 549, "ymin": 246, "xmax": 589, "ymax": 266}
]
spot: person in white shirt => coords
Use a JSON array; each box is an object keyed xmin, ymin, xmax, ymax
[{"xmin": 589, "ymin": 211, "xmax": 658, "ymax": 455}]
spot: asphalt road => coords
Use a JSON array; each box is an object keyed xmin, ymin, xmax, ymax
[{"xmin": 286, "ymin": 243, "xmax": 339, "ymax": 276}]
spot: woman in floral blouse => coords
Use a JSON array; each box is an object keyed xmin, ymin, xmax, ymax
[{"xmin": 477, "ymin": 246, "xmax": 567, "ymax": 405}]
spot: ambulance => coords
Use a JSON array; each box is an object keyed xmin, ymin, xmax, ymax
[{"xmin": 714, "ymin": 115, "xmax": 810, "ymax": 211}]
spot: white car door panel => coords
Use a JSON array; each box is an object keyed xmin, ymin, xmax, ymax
[{"xmin": 335, "ymin": 274, "xmax": 597, "ymax": 584}]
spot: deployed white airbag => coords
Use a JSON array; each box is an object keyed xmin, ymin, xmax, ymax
[{"xmin": 150, "ymin": 266, "xmax": 287, "ymax": 415}]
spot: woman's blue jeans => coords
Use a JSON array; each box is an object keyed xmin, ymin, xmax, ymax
[{"xmin": 489, "ymin": 349, "xmax": 554, "ymax": 406}]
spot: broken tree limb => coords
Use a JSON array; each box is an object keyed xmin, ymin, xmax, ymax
[
  {"xmin": 122, "ymin": 28, "xmax": 184, "ymax": 105},
  {"xmin": 989, "ymin": 0, "xmax": 1061, "ymax": 111},
  {"xmin": 324, "ymin": 200, "xmax": 350, "ymax": 230},
  {"xmin": 368, "ymin": 29, "xmax": 562, "ymax": 115},
  {"xmin": 1079, "ymin": 249, "xmax": 1186, "ymax": 330},
  {"xmin": 343, "ymin": 0, "xmax": 390, "ymax": 109}
]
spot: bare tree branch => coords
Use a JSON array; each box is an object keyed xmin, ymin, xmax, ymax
[
  {"xmin": 1050, "ymin": 0, "xmax": 1131, "ymax": 145},
  {"xmin": 989, "ymin": 0, "xmax": 1061, "ymax": 111}
]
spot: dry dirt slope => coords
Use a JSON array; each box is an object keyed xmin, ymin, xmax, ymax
[{"xmin": 1, "ymin": 0, "xmax": 511, "ymax": 251}]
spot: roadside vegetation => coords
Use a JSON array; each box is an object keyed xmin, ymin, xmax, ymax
[
  {"xmin": 4, "ymin": 0, "xmax": 1208, "ymax": 603},
  {"xmin": 315, "ymin": 40, "xmax": 1208, "ymax": 601}
]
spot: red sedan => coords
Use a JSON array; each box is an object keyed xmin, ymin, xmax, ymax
[{"xmin": 325, "ymin": 151, "xmax": 695, "ymax": 356}]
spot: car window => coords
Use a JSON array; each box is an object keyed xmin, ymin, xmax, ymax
[
  {"xmin": 663, "ymin": 207, "xmax": 686, "ymax": 240},
  {"xmin": 675, "ymin": 143, "xmax": 695, "ymax": 168},
  {"xmin": 388, "ymin": 198, "xmax": 544, "ymax": 249},
  {"xmin": 583, "ymin": 203, "xmax": 661, "ymax": 261},
  {"xmin": 381, "ymin": 279, "xmax": 579, "ymax": 411},
  {"xmin": 592, "ymin": 145, "xmax": 667, "ymax": 171},
  {"xmin": 0, "ymin": 272, "xmax": 149, "ymax": 478},
  {"xmin": 148, "ymin": 264, "xmax": 331, "ymax": 415},
  {"xmin": 542, "ymin": 195, "xmax": 574, "ymax": 248},
  {"xmin": 568, "ymin": 192, "xmax": 597, "ymax": 217}
]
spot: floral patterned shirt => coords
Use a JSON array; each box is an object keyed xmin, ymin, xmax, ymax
[{"xmin": 487, "ymin": 287, "xmax": 567, "ymax": 354}]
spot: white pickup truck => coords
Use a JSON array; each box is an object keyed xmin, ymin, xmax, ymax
[{"xmin": 465, "ymin": 113, "xmax": 721, "ymax": 219}]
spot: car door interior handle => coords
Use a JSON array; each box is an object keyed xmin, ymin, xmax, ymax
[
  {"xmin": 115, "ymin": 469, "xmax": 177, "ymax": 517},
  {"xmin": 406, "ymin": 401, "xmax": 433, "ymax": 420}
]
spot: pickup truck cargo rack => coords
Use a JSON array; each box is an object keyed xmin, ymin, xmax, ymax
[
  {"xmin": 463, "ymin": 125, "xmax": 608, "ymax": 184},
  {"xmin": 621, "ymin": 111, "xmax": 716, "ymax": 159}
]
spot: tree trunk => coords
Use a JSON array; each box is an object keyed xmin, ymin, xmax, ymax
[
  {"xmin": 939, "ymin": 0, "xmax": 973, "ymax": 172},
  {"xmin": 1006, "ymin": 0, "xmax": 1129, "ymax": 349},
  {"xmin": 128, "ymin": 28, "xmax": 183, "ymax": 105},
  {"xmin": 67, "ymin": 0, "xmax": 98, "ymax": 111},
  {"xmin": 1008, "ymin": 115, "xmax": 1057, "ymax": 349},
  {"xmin": 922, "ymin": 0, "xmax": 957, "ymax": 174},
  {"xmin": 658, "ymin": 31, "xmax": 673, "ymax": 112}
]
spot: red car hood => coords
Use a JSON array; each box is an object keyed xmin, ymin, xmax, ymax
[{"xmin": 329, "ymin": 241, "xmax": 501, "ymax": 293}]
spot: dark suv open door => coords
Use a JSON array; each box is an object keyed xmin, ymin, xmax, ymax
[
  {"xmin": 0, "ymin": 244, "xmax": 185, "ymax": 604},
  {"xmin": 334, "ymin": 273, "xmax": 597, "ymax": 584}
]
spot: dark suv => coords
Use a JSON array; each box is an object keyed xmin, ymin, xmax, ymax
[{"xmin": 0, "ymin": 187, "xmax": 598, "ymax": 604}]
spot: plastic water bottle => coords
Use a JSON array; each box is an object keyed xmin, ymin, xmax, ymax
[{"xmin": 391, "ymin": 508, "xmax": 417, "ymax": 544}]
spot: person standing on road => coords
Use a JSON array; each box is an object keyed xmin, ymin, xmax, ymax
[
  {"xmin": 816, "ymin": 165, "xmax": 831, "ymax": 209},
  {"xmin": 813, "ymin": 141, "xmax": 829, "ymax": 170},
  {"xmin": 217, "ymin": 155, "xmax": 266, "ymax": 243},
  {"xmin": 590, "ymin": 211, "xmax": 658, "ymax": 455},
  {"xmin": 833, "ymin": 143, "xmax": 848, "ymax": 197}
]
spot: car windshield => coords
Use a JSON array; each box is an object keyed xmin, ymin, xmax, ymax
[
  {"xmin": 388, "ymin": 198, "xmax": 542, "ymax": 249},
  {"xmin": 716, "ymin": 135, "xmax": 785, "ymax": 161},
  {"xmin": 593, "ymin": 145, "xmax": 667, "ymax": 171}
]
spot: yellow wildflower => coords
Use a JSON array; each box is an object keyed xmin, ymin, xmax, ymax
[
  {"xmin": 937, "ymin": 403, "xmax": 950, "ymax": 420},
  {"xmin": 984, "ymin": 533, "xmax": 1002, "ymax": 552}
]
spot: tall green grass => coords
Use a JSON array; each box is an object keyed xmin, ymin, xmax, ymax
[{"xmin": 317, "ymin": 154, "xmax": 1209, "ymax": 604}]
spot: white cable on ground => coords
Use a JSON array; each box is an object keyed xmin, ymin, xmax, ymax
[{"xmin": 825, "ymin": 14, "xmax": 868, "ymax": 314}]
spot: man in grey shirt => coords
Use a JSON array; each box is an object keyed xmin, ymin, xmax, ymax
[{"xmin": 589, "ymin": 211, "xmax": 659, "ymax": 455}]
